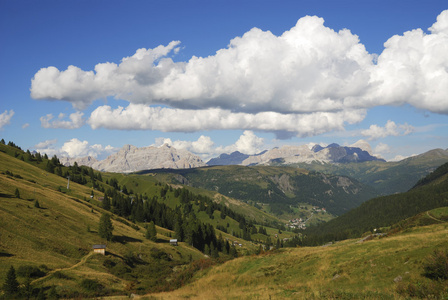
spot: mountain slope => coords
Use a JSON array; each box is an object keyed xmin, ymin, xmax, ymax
[
  {"xmin": 143, "ymin": 165, "xmax": 378, "ymax": 216},
  {"xmin": 288, "ymin": 148, "xmax": 448, "ymax": 195},
  {"xmin": 0, "ymin": 149, "xmax": 208, "ymax": 297},
  {"xmin": 302, "ymin": 161, "xmax": 448, "ymax": 244}
]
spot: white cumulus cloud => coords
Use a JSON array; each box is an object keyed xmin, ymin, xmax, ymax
[
  {"xmin": 0, "ymin": 110, "xmax": 14, "ymax": 129},
  {"xmin": 88, "ymin": 104, "xmax": 365, "ymax": 138},
  {"xmin": 34, "ymin": 138, "xmax": 117, "ymax": 159},
  {"xmin": 30, "ymin": 10, "xmax": 448, "ymax": 137},
  {"xmin": 153, "ymin": 131, "xmax": 265, "ymax": 161},
  {"xmin": 224, "ymin": 130, "xmax": 265, "ymax": 155},
  {"xmin": 365, "ymin": 10, "xmax": 448, "ymax": 113},
  {"xmin": 374, "ymin": 142, "xmax": 391, "ymax": 154},
  {"xmin": 40, "ymin": 111, "xmax": 85, "ymax": 129},
  {"xmin": 361, "ymin": 120, "xmax": 414, "ymax": 140}
]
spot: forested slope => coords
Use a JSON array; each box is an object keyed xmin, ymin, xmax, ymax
[{"xmin": 302, "ymin": 162, "xmax": 448, "ymax": 245}]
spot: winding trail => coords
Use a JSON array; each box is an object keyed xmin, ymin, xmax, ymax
[
  {"xmin": 31, "ymin": 252, "xmax": 95, "ymax": 284},
  {"xmin": 426, "ymin": 211, "xmax": 444, "ymax": 223}
]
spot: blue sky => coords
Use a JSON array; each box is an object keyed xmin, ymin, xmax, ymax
[{"xmin": 1, "ymin": 0, "xmax": 447, "ymax": 162}]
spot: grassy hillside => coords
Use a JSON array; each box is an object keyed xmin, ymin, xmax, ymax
[
  {"xmin": 146, "ymin": 220, "xmax": 448, "ymax": 299},
  {"xmin": 0, "ymin": 150, "xmax": 211, "ymax": 298},
  {"xmin": 0, "ymin": 142, "xmax": 303, "ymax": 298}
]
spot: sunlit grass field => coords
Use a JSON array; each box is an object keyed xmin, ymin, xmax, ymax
[{"xmin": 145, "ymin": 221, "xmax": 448, "ymax": 299}]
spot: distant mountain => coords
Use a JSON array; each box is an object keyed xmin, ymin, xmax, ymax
[
  {"xmin": 61, "ymin": 144, "xmax": 206, "ymax": 173},
  {"xmin": 60, "ymin": 155, "xmax": 98, "ymax": 167},
  {"xmin": 214, "ymin": 142, "xmax": 384, "ymax": 166},
  {"xmin": 207, "ymin": 151, "xmax": 250, "ymax": 166}
]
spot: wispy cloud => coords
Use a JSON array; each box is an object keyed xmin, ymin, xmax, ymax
[
  {"xmin": 40, "ymin": 112, "xmax": 85, "ymax": 129},
  {"xmin": 0, "ymin": 110, "xmax": 14, "ymax": 130}
]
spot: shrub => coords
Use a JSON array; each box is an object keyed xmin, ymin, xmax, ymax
[
  {"xmin": 102, "ymin": 259, "xmax": 116, "ymax": 269},
  {"xmin": 396, "ymin": 280, "xmax": 446, "ymax": 299},
  {"xmin": 80, "ymin": 278, "xmax": 103, "ymax": 292},
  {"xmin": 422, "ymin": 249, "xmax": 448, "ymax": 281},
  {"xmin": 16, "ymin": 265, "xmax": 46, "ymax": 278},
  {"xmin": 52, "ymin": 271, "xmax": 70, "ymax": 279}
]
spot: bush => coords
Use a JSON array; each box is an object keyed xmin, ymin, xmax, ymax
[
  {"xmin": 52, "ymin": 271, "xmax": 70, "ymax": 279},
  {"xmin": 16, "ymin": 265, "xmax": 46, "ymax": 278},
  {"xmin": 396, "ymin": 250, "xmax": 448, "ymax": 299},
  {"xmin": 150, "ymin": 248, "xmax": 171, "ymax": 261},
  {"xmin": 422, "ymin": 249, "xmax": 448, "ymax": 281},
  {"xmin": 396, "ymin": 280, "xmax": 447, "ymax": 299},
  {"xmin": 102, "ymin": 259, "xmax": 116, "ymax": 269},
  {"xmin": 80, "ymin": 278, "xmax": 103, "ymax": 292}
]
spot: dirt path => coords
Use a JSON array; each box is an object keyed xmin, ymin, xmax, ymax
[
  {"xmin": 31, "ymin": 252, "xmax": 94, "ymax": 284},
  {"xmin": 426, "ymin": 211, "xmax": 444, "ymax": 223}
]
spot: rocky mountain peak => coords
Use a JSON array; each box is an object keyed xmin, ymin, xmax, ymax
[{"xmin": 60, "ymin": 144, "xmax": 206, "ymax": 173}]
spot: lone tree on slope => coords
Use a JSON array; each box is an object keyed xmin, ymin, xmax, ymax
[
  {"xmin": 3, "ymin": 266, "xmax": 19, "ymax": 296},
  {"xmin": 98, "ymin": 213, "xmax": 114, "ymax": 241}
]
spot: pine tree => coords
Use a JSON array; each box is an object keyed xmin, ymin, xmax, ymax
[
  {"xmin": 229, "ymin": 244, "xmax": 238, "ymax": 258},
  {"xmin": 14, "ymin": 188, "xmax": 20, "ymax": 199},
  {"xmin": 146, "ymin": 221, "xmax": 157, "ymax": 242},
  {"xmin": 3, "ymin": 266, "xmax": 19, "ymax": 296},
  {"xmin": 98, "ymin": 213, "xmax": 114, "ymax": 241},
  {"xmin": 34, "ymin": 200, "xmax": 40, "ymax": 208},
  {"xmin": 211, "ymin": 243, "xmax": 219, "ymax": 258},
  {"xmin": 203, "ymin": 244, "xmax": 210, "ymax": 255},
  {"xmin": 102, "ymin": 195, "xmax": 110, "ymax": 210},
  {"xmin": 23, "ymin": 276, "xmax": 32, "ymax": 299}
]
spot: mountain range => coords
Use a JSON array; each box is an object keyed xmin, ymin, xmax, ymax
[
  {"xmin": 59, "ymin": 142, "xmax": 448, "ymax": 197},
  {"xmin": 208, "ymin": 141, "xmax": 384, "ymax": 166},
  {"xmin": 61, "ymin": 140, "xmax": 384, "ymax": 172},
  {"xmin": 60, "ymin": 144, "xmax": 206, "ymax": 172}
]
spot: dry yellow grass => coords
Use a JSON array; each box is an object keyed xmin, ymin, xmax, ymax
[{"xmin": 142, "ymin": 223, "xmax": 448, "ymax": 299}]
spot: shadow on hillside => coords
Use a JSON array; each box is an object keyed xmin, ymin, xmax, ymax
[
  {"xmin": 0, "ymin": 250, "xmax": 13, "ymax": 257},
  {"xmin": 114, "ymin": 235, "xmax": 142, "ymax": 244},
  {"xmin": 0, "ymin": 193, "xmax": 13, "ymax": 198}
]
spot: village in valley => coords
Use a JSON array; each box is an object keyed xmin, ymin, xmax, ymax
[{"xmin": 288, "ymin": 206, "xmax": 328, "ymax": 230}]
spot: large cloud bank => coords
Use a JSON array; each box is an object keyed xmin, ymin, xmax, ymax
[{"xmin": 31, "ymin": 11, "xmax": 448, "ymax": 137}]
